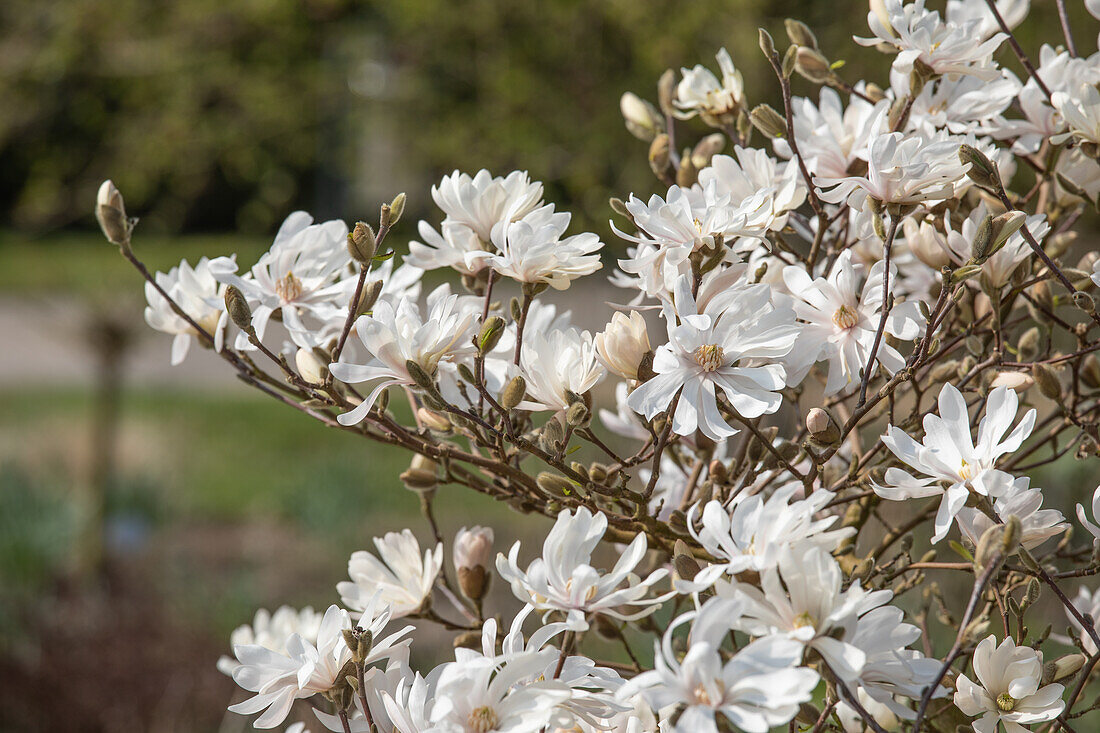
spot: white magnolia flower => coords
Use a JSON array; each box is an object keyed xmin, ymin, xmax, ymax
[
  {"xmin": 630, "ymin": 596, "xmax": 819, "ymax": 733},
  {"xmin": 331, "ymin": 285, "xmax": 480, "ymax": 425},
  {"xmin": 1062, "ymin": 587, "xmax": 1100, "ymax": 655},
  {"xmin": 729, "ymin": 545, "xmax": 893, "ymax": 682},
  {"xmin": 468, "ymin": 204, "xmax": 603, "ymax": 289},
  {"xmin": 380, "ymin": 670, "xmax": 435, "ymax": 733},
  {"xmin": 674, "ymin": 48, "xmax": 745, "ymax": 123},
  {"xmin": 835, "ymin": 690, "xmax": 902, "ymax": 732},
  {"xmin": 957, "ymin": 474, "xmax": 1068, "ymax": 551},
  {"xmin": 430, "ymin": 169, "xmax": 544, "ymax": 243},
  {"xmin": 872, "ymin": 383, "xmax": 1036, "ymax": 543},
  {"xmin": 683, "ymin": 483, "xmax": 854, "ymax": 588},
  {"xmin": 496, "ymin": 507, "xmax": 670, "ymax": 630},
  {"xmin": 694, "ymin": 147, "xmax": 806, "ymax": 233},
  {"xmin": 338, "ymin": 529, "xmax": 443, "ymax": 619},
  {"xmin": 211, "ymin": 212, "xmax": 356, "ymax": 349},
  {"xmin": 453, "ymin": 526, "xmax": 494, "ymax": 575},
  {"xmin": 782, "ymin": 250, "xmax": 925, "ymax": 396},
  {"xmin": 954, "ymin": 635, "xmax": 1065, "ymax": 733},
  {"xmin": 1053, "ymin": 83, "xmax": 1100, "ymax": 147},
  {"xmin": 406, "ymin": 219, "xmax": 486, "ymax": 276},
  {"xmin": 1055, "ymin": 148, "xmax": 1100, "ymax": 206},
  {"xmin": 144, "ymin": 256, "xmax": 227, "ymax": 364},
  {"xmin": 944, "ymin": 0, "xmax": 1028, "ymax": 41},
  {"xmin": 599, "ymin": 381, "xmax": 652, "ymax": 442},
  {"xmin": 626, "ymin": 274, "xmax": 799, "ymax": 441},
  {"xmin": 217, "ymin": 606, "xmax": 324, "ymax": 677},
  {"xmin": 816, "ymin": 129, "xmax": 966, "ymax": 212},
  {"xmin": 776, "ymin": 87, "xmax": 886, "ymax": 180},
  {"xmin": 1075, "ymin": 484, "xmax": 1100, "ymax": 544},
  {"xmin": 595, "ymin": 310, "xmax": 652, "ymax": 381},
  {"xmin": 228, "ymin": 601, "xmax": 411, "ymax": 729},
  {"xmin": 857, "ymin": 0, "xmax": 1007, "ymax": 81},
  {"xmin": 905, "ymin": 72, "xmax": 1020, "ymax": 135},
  {"xmin": 518, "ymin": 326, "xmax": 605, "ymax": 412}
]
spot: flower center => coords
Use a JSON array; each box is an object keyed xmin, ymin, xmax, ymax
[
  {"xmin": 996, "ymin": 692, "xmax": 1017, "ymax": 712},
  {"xmin": 958, "ymin": 459, "xmax": 975, "ymax": 481},
  {"xmin": 792, "ymin": 611, "xmax": 816, "ymax": 630},
  {"xmin": 693, "ymin": 344, "xmax": 724, "ymax": 372},
  {"xmin": 691, "ymin": 681, "xmax": 721, "ymax": 707},
  {"xmin": 564, "ymin": 578, "xmax": 599, "ymax": 602},
  {"xmin": 832, "ymin": 304, "xmax": 858, "ymax": 330},
  {"xmin": 468, "ymin": 705, "xmax": 500, "ymax": 733},
  {"xmin": 693, "ymin": 218, "xmax": 704, "ymax": 234},
  {"xmin": 275, "ymin": 271, "xmax": 303, "ymax": 303}
]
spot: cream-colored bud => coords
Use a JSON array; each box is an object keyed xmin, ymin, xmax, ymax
[
  {"xmin": 806, "ymin": 407, "xmax": 841, "ymax": 445},
  {"xmin": 750, "ymin": 104, "xmax": 788, "ymax": 139},
  {"xmin": 794, "ymin": 47, "xmax": 833, "ymax": 84},
  {"xmin": 990, "ymin": 371, "xmax": 1033, "ymax": 391},
  {"xmin": 347, "ymin": 221, "xmax": 377, "ymax": 264},
  {"xmin": 382, "ymin": 192, "xmax": 405, "ymax": 227},
  {"xmin": 620, "ymin": 92, "xmax": 664, "ymax": 142},
  {"xmin": 902, "ymin": 217, "xmax": 951, "ymax": 269},
  {"xmin": 295, "ymin": 348, "xmax": 329, "ymax": 383},
  {"xmin": 454, "ymin": 526, "xmax": 493, "ymax": 600},
  {"xmin": 691, "ymin": 133, "xmax": 726, "ymax": 170},
  {"xmin": 595, "ymin": 310, "xmax": 651, "ymax": 381},
  {"xmin": 95, "ymin": 179, "xmax": 131, "ymax": 245}
]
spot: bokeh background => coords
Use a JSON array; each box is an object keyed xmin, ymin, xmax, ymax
[{"xmin": 1, "ymin": 1, "xmax": 1097, "ymax": 731}]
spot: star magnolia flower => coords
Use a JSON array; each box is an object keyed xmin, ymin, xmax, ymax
[
  {"xmin": 228, "ymin": 601, "xmax": 412, "ymax": 729},
  {"xmin": 468, "ymin": 204, "xmax": 603, "ymax": 289},
  {"xmin": 1053, "ymin": 84, "xmax": 1100, "ymax": 148},
  {"xmin": 681, "ymin": 483, "xmax": 855, "ymax": 590},
  {"xmin": 627, "ymin": 274, "xmax": 799, "ymax": 441},
  {"xmin": 496, "ymin": 507, "xmax": 671, "ymax": 630},
  {"xmin": 595, "ymin": 310, "xmax": 651, "ymax": 381},
  {"xmin": 338, "ymin": 529, "xmax": 442, "ymax": 619},
  {"xmin": 629, "ymin": 596, "xmax": 819, "ymax": 733},
  {"xmin": 217, "ymin": 605, "xmax": 324, "ymax": 676},
  {"xmin": 729, "ymin": 545, "xmax": 894, "ymax": 682},
  {"xmin": 674, "ymin": 48, "xmax": 745, "ymax": 124},
  {"xmin": 944, "ymin": 0, "xmax": 1028, "ymax": 41},
  {"xmin": 956, "ymin": 473, "xmax": 1067, "ymax": 551},
  {"xmin": 517, "ymin": 326, "xmax": 605, "ymax": 412},
  {"xmin": 330, "ymin": 285, "xmax": 479, "ymax": 425},
  {"xmin": 430, "ymin": 169, "xmax": 544, "ymax": 243},
  {"xmin": 816, "ymin": 128, "xmax": 967, "ymax": 212},
  {"xmin": 954, "ymin": 636, "xmax": 1065, "ymax": 733},
  {"xmin": 211, "ymin": 212, "xmax": 356, "ymax": 349},
  {"xmin": 905, "ymin": 72, "xmax": 1021, "ymax": 135},
  {"xmin": 873, "ymin": 383, "xmax": 1037, "ymax": 543},
  {"xmin": 144, "ymin": 256, "xmax": 228, "ymax": 365},
  {"xmin": 693, "ymin": 147, "xmax": 806, "ymax": 233},
  {"xmin": 857, "ymin": 0, "xmax": 1007, "ymax": 81},
  {"xmin": 782, "ymin": 250, "xmax": 925, "ymax": 396},
  {"xmin": 406, "ymin": 218, "xmax": 486, "ymax": 276},
  {"xmin": 775, "ymin": 86, "xmax": 886, "ymax": 180}
]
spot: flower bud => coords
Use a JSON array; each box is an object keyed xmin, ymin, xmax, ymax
[
  {"xmin": 477, "ymin": 316, "xmax": 506, "ymax": 354},
  {"xmin": 988, "ymin": 211, "xmax": 1026, "ymax": 256},
  {"xmin": 295, "ymin": 348, "xmax": 329, "ymax": 383},
  {"xmin": 784, "ymin": 18, "xmax": 818, "ymax": 49},
  {"xmin": 970, "ymin": 215, "xmax": 994, "ymax": 263},
  {"xmin": 758, "ymin": 28, "xmax": 776, "ymax": 57},
  {"xmin": 902, "ymin": 217, "xmax": 952, "ymax": 269},
  {"xmin": 750, "ymin": 104, "xmax": 787, "ymax": 139},
  {"xmin": 781, "ymin": 45, "xmax": 798, "ymax": 79},
  {"xmin": 224, "ymin": 285, "xmax": 253, "ymax": 331},
  {"xmin": 347, "ymin": 222, "xmax": 377, "ymax": 265},
  {"xmin": 806, "ymin": 407, "xmax": 842, "ymax": 445},
  {"xmin": 1031, "ymin": 363, "xmax": 1061, "ymax": 400},
  {"xmin": 673, "ymin": 539, "xmax": 701, "ymax": 581},
  {"xmin": 406, "ymin": 360, "xmax": 437, "ymax": 392},
  {"xmin": 657, "ymin": 69, "xmax": 677, "ymax": 117},
  {"xmin": 1074, "ymin": 291, "xmax": 1096, "ymax": 314},
  {"xmin": 95, "ymin": 180, "xmax": 132, "ymax": 246},
  {"xmin": 417, "ymin": 407, "xmax": 452, "ymax": 433},
  {"xmin": 648, "ymin": 133, "xmax": 672, "ymax": 179},
  {"xmin": 794, "ymin": 47, "xmax": 833, "ymax": 84},
  {"xmin": 990, "ymin": 371, "xmax": 1033, "ymax": 391},
  {"xmin": 1017, "ymin": 327, "xmax": 1041, "ymax": 362},
  {"xmin": 536, "ymin": 471, "xmax": 576, "ymax": 497},
  {"xmin": 959, "ymin": 145, "xmax": 1001, "ymax": 191},
  {"xmin": 595, "ymin": 311, "xmax": 651, "ymax": 381},
  {"xmin": 1000, "ymin": 514, "xmax": 1022, "ymax": 555},
  {"xmin": 1082, "ymin": 355, "xmax": 1100, "ymax": 390},
  {"xmin": 566, "ymin": 400, "xmax": 590, "ymax": 428},
  {"xmin": 355, "ymin": 279, "xmax": 384, "ymax": 317},
  {"xmin": 691, "ymin": 133, "xmax": 726, "ymax": 169},
  {"xmin": 381, "ymin": 192, "xmax": 405, "ymax": 228},
  {"xmin": 1051, "ymin": 654, "xmax": 1086, "ymax": 682},
  {"xmin": 500, "ymin": 375, "xmax": 526, "ymax": 410},
  {"xmin": 454, "ymin": 526, "xmax": 494, "ymax": 601},
  {"xmin": 400, "ymin": 454, "xmax": 439, "ymax": 493},
  {"xmin": 950, "ymin": 264, "xmax": 984, "ymax": 285},
  {"xmin": 676, "ymin": 151, "xmax": 698, "ymax": 187},
  {"xmin": 620, "ymin": 92, "xmax": 664, "ymax": 142}
]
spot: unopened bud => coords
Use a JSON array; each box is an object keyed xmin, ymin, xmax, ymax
[
  {"xmin": 418, "ymin": 408, "xmax": 452, "ymax": 433},
  {"xmin": 806, "ymin": 407, "xmax": 842, "ymax": 445},
  {"xmin": 1052, "ymin": 654, "xmax": 1086, "ymax": 682},
  {"xmin": 1082, "ymin": 355, "xmax": 1100, "ymax": 390},
  {"xmin": 750, "ymin": 104, "xmax": 787, "ymax": 139},
  {"xmin": 405, "ymin": 359, "xmax": 436, "ymax": 391},
  {"xmin": 566, "ymin": 400, "xmax": 590, "ymax": 427},
  {"xmin": 382, "ymin": 192, "xmax": 406, "ymax": 228},
  {"xmin": 500, "ymin": 375, "xmax": 526, "ymax": 410},
  {"xmin": 970, "ymin": 215, "xmax": 994, "ymax": 263},
  {"xmin": 1017, "ymin": 327, "xmax": 1041, "ymax": 362},
  {"xmin": 536, "ymin": 472, "xmax": 575, "ymax": 497},
  {"xmin": 657, "ymin": 69, "xmax": 677, "ymax": 117},
  {"xmin": 959, "ymin": 145, "xmax": 1001, "ymax": 191},
  {"xmin": 224, "ymin": 285, "xmax": 253, "ymax": 331},
  {"xmin": 691, "ymin": 133, "xmax": 726, "ymax": 169},
  {"xmin": 355, "ymin": 279, "xmax": 384, "ymax": 317},
  {"xmin": 950, "ymin": 264, "xmax": 984, "ymax": 285},
  {"xmin": 1001, "ymin": 515, "xmax": 1022, "ymax": 555},
  {"xmin": 478, "ymin": 316, "xmax": 506, "ymax": 354},
  {"xmin": 1031, "ymin": 364, "xmax": 1061, "ymax": 400},
  {"xmin": 95, "ymin": 180, "xmax": 132, "ymax": 246},
  {"xmin": 673, "ymin": 539, "xmax": 700, "ymax": 581},
  {"xmin": 649, "ymin": 133, "xmax": 672, "ymax": 179},
  {"xmin": 974, "ymin": 523, "xmax": 1003, "ymax": 571},
  {"xmin": 784, "ymin": 18, "xmax": 818, "ymax": 48},
  {"xmin": 400, "ymin": 466, "xmax": 438, "ymax": 492},
  {"xmin": 781, "ymin": 45, "xmax": 798, "ymax": 79},
  {"xmin": 295, "ymin": 348, "xmax": 329, "ymax": 383},
  {"xmin": 621, "ymin": 93, "xmax": 664, "ymax": 142},
  {"xmin": 347, "ymin": 222, "xmax": 377, "ymax": 264},
  {"xmin": 708, "ymin": 459, "xmax": 728, "ymax": 484},
  {"xmin": 454, "ymin": 526, "xmax": 494, "ymax": 600},
  {"xmin": 676, "ymin": 151, "xmax": 698, "ymax": 187},
  {"xmin": 988, "ymin": 211, "xmax": 1025, "ymax": 255},
  {"xmin": 794, "ymin": 47, "xmax": 833, "ymax": 84},
  {"xmin": 1073, "ymin": 291, "xmax": 1096, "ymax": 314},
  {"xmin": 758, "ymin": 28, "xmax": 776, "ymax": 57}
]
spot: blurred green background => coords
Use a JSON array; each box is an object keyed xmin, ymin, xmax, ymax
[{"xmin": 1, "ymin": 0, "xmax": 1097, "ymax": 731}]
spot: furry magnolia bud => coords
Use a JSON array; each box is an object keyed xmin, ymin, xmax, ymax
[
  {"xmin": 673, "ymin": 539, "xmax": 701, "ymax": 581},
  {"xmin": 959, "ymin": 145, "xmax": 1001, "ymax": 191},
  {"xmin": 478, "ymin": 316, "xmax": 506, "ymax": 354},
  {"xmin": 750, "ymin": 104, "xmax": 787, "ymax": 139},
  {"xmin": 806, "ymin": 407, "xmax": 841, "ymax": 445},
  {"xmin": 381, "ymin": 192, "xmax": 406, "ymax": 228},
  {"xmin": 794, "ymin": 47, "xmax": 833, "ymax": 84},
  {"xmin": 758, "ymin": 28, "xmax": 776, "ymax": 58},
  {"xmin": 500, "ymin": 375, "xmax": 526, "ymax": 410},
  {"xmin": 347, "ymin": 222, "xmax": 377, "ymax": 264},
  {"xmin": 95, "ymin": 180, "xmax": 132, "ymax": 246},
  {"xmin": 784, "ymin": 18, "xmax": 818, "ymax": 49},
  {"xmin": 620, "ymin": 92, "xmax": 664, "ymax": 142},
  {"xmin": 536, "ymin": 471, "xmax": 576, "ymax": 497},
  {"xmin": 649, "ymin": 133, "xmax": 672, "ymax": 179},
  {"xmin": 224, "ymin": 285, "xmax": 253, "ymax": 331},
  {"xmin": 1031, "ymin": 363, "xmax": 1062, "ymax": 400}
]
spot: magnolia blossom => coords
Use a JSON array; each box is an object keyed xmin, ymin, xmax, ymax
[
  {"xmin": 956, "ymin": 474, "xmax": 1067, "ymax": 551},
  {"xmin": 816, "ymin": 129, "xmax": 966, "ymax": 212},
  {"xmin": 905, "ymin": 72, "xmax": 1020, "ymax": 135},
  {"xmin": 595, "ymin": 310, "xmax": 651, "ymax": 381},
  {"xmin": 627, "ymin": 274, "xmax": 799, "ymax": 441},
  {"xmin": 873, "ymin": 383, "xmax": 1036, "ymax": 542},
  {"xmin": 682, "ymin": 483, "xmax": 854, "ymax": 588},
  {"xmin": 517, "ymin": 326, "xmax": 605, "ymax": 412},
  {"xmin": 694, "ymin": 148, "xmax": 806, "ymax": 233},
  {"xmin": 468, "ymin": 204, "xmax": 603, "ymax": 289},
  {"xmin": 217, "ymin": 606, "xmax": 324, "ymax": 676},
  {"xmin": 144, "ymin": 256, "xmax": 227, "ymax": 364},
  {"xmin": 338, "ymin": 530, "xmax": 443, "ymax": 618},
  {"xmin": 954, "ymin": 636, "xmax": 1065, "ymax": 733},
  {"xmin": 782, "ymin": 250, "xmax": 925, "ymax": 395},
  {"xmin": 430, "ymin": 169, "xmax": 544, "ymax": 243},
  {"xmin": 496, "ymin": 507, "xmax": 670, "ymax": 630},
  {"xmin": 630, "ymin": 597, "xmax": 819, "ymax": 733},
  {"xmin": 776, "ymin": 87, "xmax": 885, "ymax": 180},
  {"xmin": 453, "ymin": 526, "xmax": 494, "ymax": 575},
  {"xmin": 857, "ymin": 0, "xmax": 1007, "ymax": 80},
  {"xmin": 331, "ymin": 285, "xmax": 479, "ymax": 425},
  {"xmin": 211, "ymin": 212, "xmax": 355, "ymax": 349},
  {"xmin": 228, "ymin": 601, "xmax": 411, "ymax": 729},
  {"xmin": 674, "ymin": 48, "xmax": 744, "ymax": 123},
  {"xmin": 1053, "ymin": 84, "xmax": 1100, "ymax": 148},
  {"xmin": 729, "ymin": 545, "xmax": 893, "ymax": 682},
  {"xmin": 407, "ymin": 219, "xmax": 487, "ymax": 276}
]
